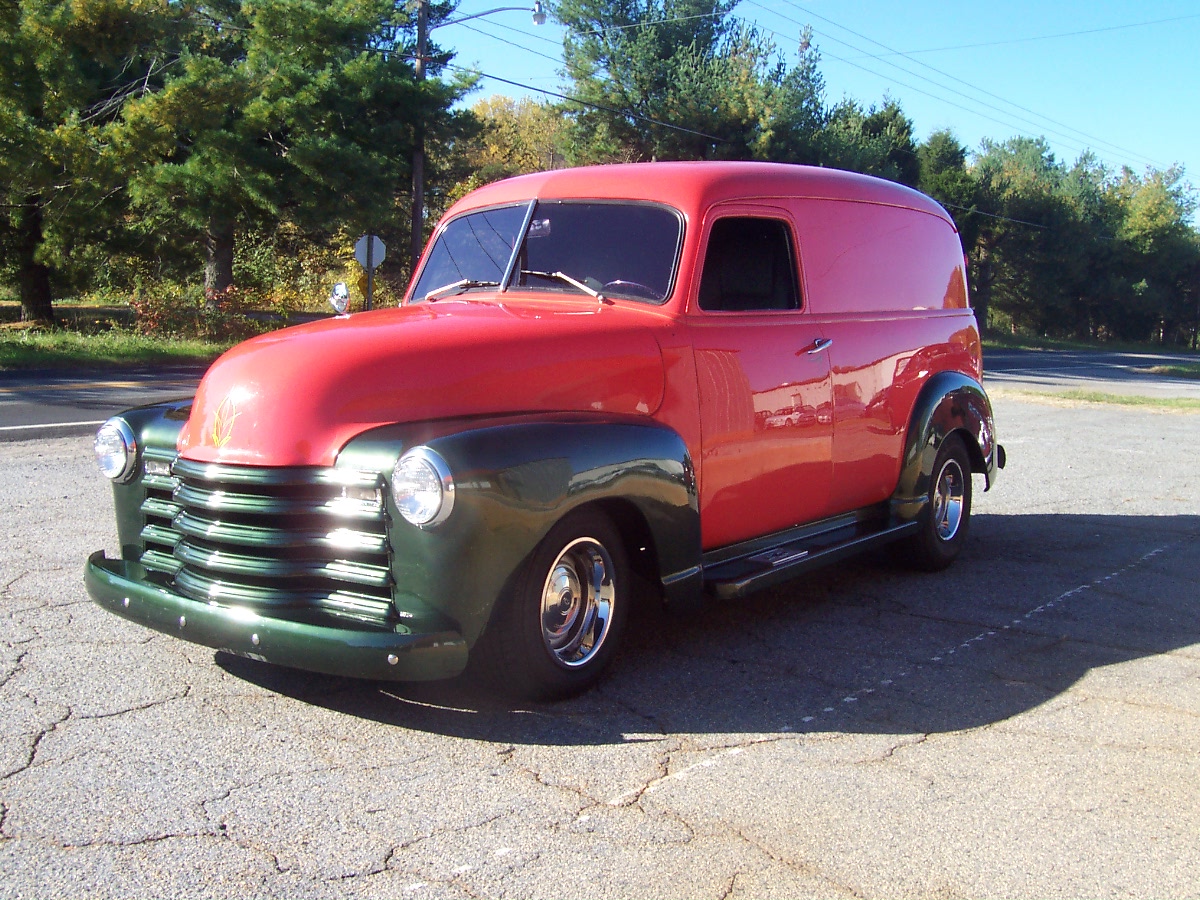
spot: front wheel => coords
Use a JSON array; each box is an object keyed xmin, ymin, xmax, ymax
[
  {"xmin": 899, "ymin": 434, "xmax": 972, "ymax": 571},
  {"xmin": 478, "ymin": 509, "xmax": 630, "ymax": 700}
]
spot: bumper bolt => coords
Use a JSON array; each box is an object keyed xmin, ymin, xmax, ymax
[
  {"xmin": 123, "ymin": 597, "xmax": 130, "ymax": 608},
  {"xmin": 178, "ymin": 616, "xmax": 186, "ymax": 628},
  {"xmin": 387, "ymin": 654, "xmax": 399, "ymax": 666},
  {"xmin": 251, "ymin": 634, "xmax": 260, "ymax": 646}
]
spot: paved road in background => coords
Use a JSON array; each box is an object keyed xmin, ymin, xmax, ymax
[
  {"xmin": 1, "ymin": 347, "xmax": 1197, "ymax": 442},
  {"xmin": 0, "ymin": 366, "xmax": 205, "ymax": 441},
  {"xmin": 2, "ymin": 372, "xmax": 1198, "ymax": 896},
  {"xmin": 984, "ymin": 347, "xmax": 1200, "ymax": 398}
]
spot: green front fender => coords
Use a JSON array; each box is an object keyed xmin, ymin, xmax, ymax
[
  {"xmin": 891, "ymin": 371, "xmax": 999, "ymax": 522},
  {"xmin": 103, "ymin": 399, "xmax": 193, "ymax": 560},
  {"xmin": 340, "ymin": 415, "xmax": 701, "ymax": 644}
]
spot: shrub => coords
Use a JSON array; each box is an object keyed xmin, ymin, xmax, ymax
[{"xmin": 130, "ymin": 282, "xmax": 271, "ymax": 341}]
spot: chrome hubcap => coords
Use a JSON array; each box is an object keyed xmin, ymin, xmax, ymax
[
  {"xmin": 540, "ymin": 537, "xmax": 615, "ymax": 668},
  {"xmin": 932, "ymin": 458, "xmax": 965, "ymax": 541}
]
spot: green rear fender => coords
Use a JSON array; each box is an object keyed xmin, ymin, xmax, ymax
[
  {"xmin": 339, "ymin": 416, "xmax": 701, "ymax": 645},
  {"xmin": 891, "ymin": 371, "xmax": 998, "ymax": 522}
]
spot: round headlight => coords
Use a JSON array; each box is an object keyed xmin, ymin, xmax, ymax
[
  {"xmin": 391, "ymin": 446, "xmax": 454, "ymax": 528},
  {"xmin": 94, "ymin": 417, "xmax": 137, "ymax": 482}
]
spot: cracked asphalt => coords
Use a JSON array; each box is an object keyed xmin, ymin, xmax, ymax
[{"xmin": 2, "ymin": 394, "xmax": 1198, "ymax": 899}]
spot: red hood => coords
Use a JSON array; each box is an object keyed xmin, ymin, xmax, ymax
[{"xmin": 177, "ymin": 298, "xmax": 668, "ymax": 466}]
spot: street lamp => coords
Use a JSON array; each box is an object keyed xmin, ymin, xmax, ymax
[{"xmin": 410, "ymin": 2, "xmax": 547, "ymax": 274}]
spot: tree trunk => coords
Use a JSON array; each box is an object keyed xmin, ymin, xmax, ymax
[
  {"xmin": 204, "ymin": 215, "xmax": 235, "ymax": 304},
  {"xmin": 969, "ymin": 252, "xmax": 993, "ymax": 334},
  {"xmin": 15, "ymin": 200, "xmax": 55, "ymax": 325}
]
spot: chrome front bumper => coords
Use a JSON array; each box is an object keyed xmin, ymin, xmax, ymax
[{"xmin": 85, "ymin": 551, "xmax": 469, "ymax": 682}]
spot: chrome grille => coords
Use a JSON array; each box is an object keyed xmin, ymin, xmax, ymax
[{"xmin": 138, "ymin": 456, "xmax": 395, "ymax": 627}]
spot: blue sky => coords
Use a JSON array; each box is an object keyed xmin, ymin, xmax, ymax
[{"xmin": 433, "ymin": 0, "xmax": 1199, "ymax": 190}]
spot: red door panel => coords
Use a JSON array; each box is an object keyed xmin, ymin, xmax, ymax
[{"xmin": 690, "ymin": 317, "xmax": 832, "ymax": 549}]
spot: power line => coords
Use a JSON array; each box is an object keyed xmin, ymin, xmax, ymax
[
  {"xmin": 419, "ymin": 4, "xmax": 1164, "ymax": 173},
  {"xmin": 574, "ymin": 12, "xmax": 723, "ymax": 38},
  {"xmin": 446, "ymin": 12, "xmax": 563, "ymax": 47},
  {"xmin": 941, "ymin": 201, "xmax": 1047, "ymax": 230},
  {"xmin": 455, "ymin": 64, "xmax": 1053, "ymax": 233},
  {"xmin": 749, "ymin": 6, "xmax": 1080, "ymax": 149},
  {"xmin": 746, "ymin": 1, "xmax": 1162, "ymax": 172},
  {"xmin": 769, "ymin": 0, "xmax": 1165, "ymax": 169},
  {"xmin": 444, "ymin": 62, "xmax": 730, "ymax": 144},
  {"xmin": 433, "ymin": 39, "xmax": 1066, "ymax": 233},
  {"xmin": 863, "ymin": 13, "xmax": 1200, "ymax": 58},
  {"xmin": 428, "ymin": 6, "xmax": 1170, "ymax": 186},
  {"xmin": 455, "ymin": 20, "xmax": 562, "ymax": 65},
  {"xmin": 478, "ymin": 1, "xmax": 1166, "ymax": 171}
]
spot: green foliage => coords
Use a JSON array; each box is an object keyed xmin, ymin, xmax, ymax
[
  {"xmin": 465, "ymin": 96, "xmax": 571, "ymax": 182},
  {"xmin": 820, "ymin": 98, "xmax": 919, "ymax": 186},
  {"xmin": 0, "ymin": 0, "xmax": 184, "ymax": 322},
  {"xmin": 554, "ymin": 0, "xmax": 800, "ymax": 161},
  {"xmin": 1035, "ymin": 390, "xmax": 1200, "ymax": 411},
  {"xmin": 117, "ymin": 0, "xmax": 473, "ymax": 294},
  {"xmin": 918, "ymin": 129, "xmax": 983, "ymax": 252},
  {"xmin": 0, "ymin": 324, "xmax": 228, "ymax": 370},
  {"xmin": 128, "ymin": 282, "xmax": 268, "ymax": 341},
  {"xmin": 232, "ymin": 225, "xmax": 348, "ymax": 311},
  {"xmin": 965, "ymin": 137, "xmax": 1200, "ymax": 345},
  {"xmin": 1146, "ymin": 364, "xmax": 1200, "ymax": 379},
  {"xmin": 0, "ymin": 0, "xmax": 472, "ymax": 313}
]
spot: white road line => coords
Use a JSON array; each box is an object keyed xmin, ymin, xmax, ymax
[
  {"xmin": 0, "ymin": 380, "xmax": 197, "ymax": 395},
  {"xmin": 0, "ymin": 419, "xmax": 105, "ymax": 432}
]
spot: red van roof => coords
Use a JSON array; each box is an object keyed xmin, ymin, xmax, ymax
[{"xmin": 443, "ymin": 161, "xmax": 954, "ymax": 226}]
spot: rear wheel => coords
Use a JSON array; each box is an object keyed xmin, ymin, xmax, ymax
[
  {"xmin": 479, "ymin": 509, "xmax": 630, "ymax": 700},
  {"xmin": 900, "ymin": 434, "xmax": 972, "ymax": 571}
]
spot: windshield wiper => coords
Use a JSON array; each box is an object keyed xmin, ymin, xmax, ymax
[
  {"xmin": 519, "ymin": 270, "xmax": 610, "ymax": 303},
  {"xmin": 422, "ymin": 278, "xmax": 500, "ymax": 302}
]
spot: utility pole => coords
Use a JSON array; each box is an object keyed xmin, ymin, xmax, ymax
[
  {"xmin": 409, "ymin": 2, "xmax": 546, "ymax": 276},
  {"xmin": 411, "ymin": 0, "xmax": 430, "ymax": 277}
]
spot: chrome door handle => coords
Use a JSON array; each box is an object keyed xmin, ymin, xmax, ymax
[{"xmin": 805, "ymin": 338, "xmax": 833, "ymax": 354}]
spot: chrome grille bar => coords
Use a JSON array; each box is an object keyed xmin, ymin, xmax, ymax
[{"xmin": 136, "ymin": 456, "xmax": 396, "ymax": 627}]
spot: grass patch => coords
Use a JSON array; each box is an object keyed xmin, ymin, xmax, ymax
[
  {"xmin": 0, "ymin": 326, "xmax": 228, "ymax": 370},
  {"xmin": 1056, "ymin": 389, "xmax": 1200, "ymax": 409},
  {"xmin": 982, "ymin": 332, "xmax": 1200, "ymax": 355},
  {"xmin": 1000, "ymin": 388, "xmax": 1200, "ymax": 411},
  {"xmin": 1145, "ymin": 363, "xmax": 1200, "ymax": 379}
]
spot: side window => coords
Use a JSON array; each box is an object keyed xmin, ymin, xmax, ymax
[{"xmin": 698, "ymin": 217, "xmax": 800, "ymax": 312}]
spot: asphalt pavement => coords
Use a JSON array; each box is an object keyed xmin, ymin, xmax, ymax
[
  {"xmin": 984, "ymin": 346, "xmax": 1200, "ymax": 398},
  {"xmin": 0, "ymin": 366, "xmax": 205, "ymax": 441},
  {"xmin": 1, "ymin": 361, "xmax": 1198, "ymax": 897}
]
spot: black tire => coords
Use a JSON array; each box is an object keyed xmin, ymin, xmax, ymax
[
  {"xmin": 899, "ymin": 433, "xmax": 972, "ymax": 572},
  {"xmin": 476, "ymin": 509, "xmax": 630, "ymax": 701}
]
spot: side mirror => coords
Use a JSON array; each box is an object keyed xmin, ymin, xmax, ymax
[{"xmin": 328, "ymin": 282, "xmax": 350, "ymax": 316}]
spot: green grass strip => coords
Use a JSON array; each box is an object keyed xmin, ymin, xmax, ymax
[
  {"xmin": 1145, "ymin": 364, "xmax": 1200, "ymax": 379},
  {"xmin": 1046, "ymin": 389, "xmax": 1200, "ymax": 410},
  {"xmin": 0, "ymin": 329, "xmax": 228, "ymax": 370},
  {"xmin": 982, "ymin": 333, "xmax": 1200, "ymax": 355}
]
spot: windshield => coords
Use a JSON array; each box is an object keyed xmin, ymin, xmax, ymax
[
  {"xmin": 411, "ymin": 204, "xmax": 528, "ymax": 301},
  {"xmin": 411, "ymin": 200, "xmax": 683, "ymax": 304}
]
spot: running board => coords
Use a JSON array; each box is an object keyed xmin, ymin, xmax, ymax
[{"xmin": 702, "ymin": 517, "xmax": 919, "ymax": 600}]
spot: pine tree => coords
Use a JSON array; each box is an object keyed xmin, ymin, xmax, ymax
[
  {"xmin": 0, "ymin": 0, "xmax": 180, "ymax": 323},
  {"xmin": 118, "ymin": 0, "xmax": 472, "ymax": 299}
]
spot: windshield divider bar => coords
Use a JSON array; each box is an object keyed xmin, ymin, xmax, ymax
[{"xmin": 500, "ymin": 200, "xmax": 538, "ymax": 293}]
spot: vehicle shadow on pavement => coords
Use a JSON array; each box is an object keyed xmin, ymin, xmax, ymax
[{"xmin": 216, "ymin": 512, "xmax": 1200, "ymax": 745}]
